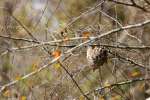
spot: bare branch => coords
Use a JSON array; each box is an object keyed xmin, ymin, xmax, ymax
[
  {"xmin": 130, "ymin": 0, "xmax": 136, "ymax": 5},
  {"xmin": 0, "ymin": 56, "xmax": 60, "ymax": 93},
  {"xmin": 33, "ymin": 0, "xmax": 48, "ymax": 29},
  {"xmin": 0, "ymin": 19, "xmax": 150, "ymax": 94},
  {"xmin": 109, "ymin": 50, "xmax": 150, "ymax": 71},
  {"xmin": 98, "ymin": 9, "xmax": 142, "ymax": 43},
  {"xmin": 58, "ymin": 61, "xmax": 90, "ymax": 100},
  {"xmin": 0, "ymin": 35, "xmax": 37, "ymax": 43},
  {"xmin": 108, "ymin": 0, "xmax": 149, "ymax": 12},
  {"xmin": 11, "ymin": 15, "xmax": 37, "ymax": 41},
  {"xmin": 85, "ymin": 77, "xmax": 150, "ymax": 95},
  {"xmin": 92, "ymin": 44, "xmax": 150, "ymax": 49},
  {"xmin": 144, "ymin": 0, "xmax": 150, "ymax": 5},
  {"xmin": 2, "ymin": 43, "xmax": 150, "ymax": 57},
  {"xmin": 66, "ymin": 1, "xmax": 105, "ymax": 28},
  {"xmin": 0, "ymin": 20, "xmax": 150, "ymax": 56},
  {"xmin": 66, "ymin": 19, "xmax": 150, "ymax": 53}
]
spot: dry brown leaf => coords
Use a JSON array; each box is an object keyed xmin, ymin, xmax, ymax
[
  {"xmin": 52, "ymin": 50, "xmax": 61, "ymax": 58},
  {"xmin": 82, "ymin": 31, "xmax": 90, "ymax": 38}
]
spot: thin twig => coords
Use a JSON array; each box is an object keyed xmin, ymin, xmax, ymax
[
  {"xmin": 0, "ymin": 56, "xmax": 60, "ymax": 93},
  {"xmin": 33, "ymin": 0, "xmax": 48, "ymax": 29},
  {"xmin": 108, "ymin": 50, "xmax": 150, "ymax": 71},
  {"xmin": 66, "ymin": 19, "xmax": 150, "ymax": 53},
  {"xmin": 1, "ymin": 37, "xmax": 150, "ymax": 50},
  {"xmin": 98, "ymin": 77, "xmax": 150, "ymax": 92},
  {"xmin": 108, "ymin": 0, "xmax": 148, "ymax": 12},
  {"xmin": 11, "ymin": 13, "xmax": 54, "ymax": 55},
  {"xmin": 98, "ymin": 9, "xmax": 142, "ymax": 43},
  {"xmin": 46, "ymin": 0, "xmax": 62, "ymax": 24},
  {"xmin": 0, "ymin": 35, "xmax": 37, "ymax": 43},
  {"xmin": 92, "ymin": 44, "xmax": 150, "ymax": 49},
  {"xmin": 66, "ymin": 1, "xmax": 105, "ymax": 28},
  {"xmin": 85, "ymin": 77, "xmax": 150, "ymax": 95},
  {"xmin": 58, "ymin": 61, "xmax": 90, "ymax": 100},
  {"xmin": 144, "ymin": 0, "xmax": 150, "ymax": 5},
  {"xmin": 11, "ymin": 15, "xmax": 37, "ymax": 41}
]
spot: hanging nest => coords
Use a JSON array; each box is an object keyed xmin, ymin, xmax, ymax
[{"xmin": 87, "ymin": 46, "xmax": 108, "ymax": 71}]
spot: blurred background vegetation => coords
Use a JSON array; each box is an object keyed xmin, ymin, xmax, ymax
[{"xmin": 0, "ymin": 0, "xmax": 150, "ymax": 100}]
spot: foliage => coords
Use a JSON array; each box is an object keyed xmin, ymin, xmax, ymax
[{"xmin": 0, "ymin": 0, "xmax": 150, "ymax": 100}]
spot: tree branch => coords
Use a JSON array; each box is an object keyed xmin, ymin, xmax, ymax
[
  {"xmin": 144, "ymin": 0, "xmax": 150, "ymax": 5},
  {"xmin": 0, "ymin": 19, "xmax": 149, "ymax": 44},
  {"xmin": 108, "ymin": 50, "xmax": 150, "ymax": 71},
  {"xmin": 58, "ymin": 61, "xmax": 90, "ymax": 100},
  {"xmin": 0, "ymin": 19, "xmax": 150, "ymax": 94},
  {"xmin": 85, "ymin": 77, "xmax": 150, "ymax": 95},
  {"xmin": 0, "ymin": 56, "xmax": 60, "ymax": 93},
  {"xmin": 11, "ymin": 15, "xmax": 37, "ymax": 41},
  {"xmin": 0, "ymin": 35, "xmax": 37, "ymax": 43},
  {"xmin": 108, "ymin": 0, "xmax": 149, "ymax": 12}
]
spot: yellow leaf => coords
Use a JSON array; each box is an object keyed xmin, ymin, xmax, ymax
[
  {"xmin": 131, "ymin": 71, "xmax": 140, "ymax": 77},
  {"xmin": 20, "ymin": 96, "xmax": 27, "ymax": 100},
  {"xmin": 32, "ymin": 63, "xmax": 38, "ymax": 71},
  {"xmin": 15, "ymin": 75, "xmax": 21, "ymax": 80},
  {"xmin": 79, "ymin": 95, "xmax": 85, "ymax": 100},
  {"xmin": 130, "ymin": 68, "xmax": 141, "ymax": 77},
  {"xmin": 52, "ymin": 50, "xmax": 61, "ymax": 58},
  {"xmin": 31, "ymin": 59, "xmax": 40, "ymax": 71},
  {"xmin": 53, "ymin": 63, "xmax": 61, "ymax": 71},
  {"xmin": 3, "ymin": 89, "xmax": 11, "ymax": 97}
]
